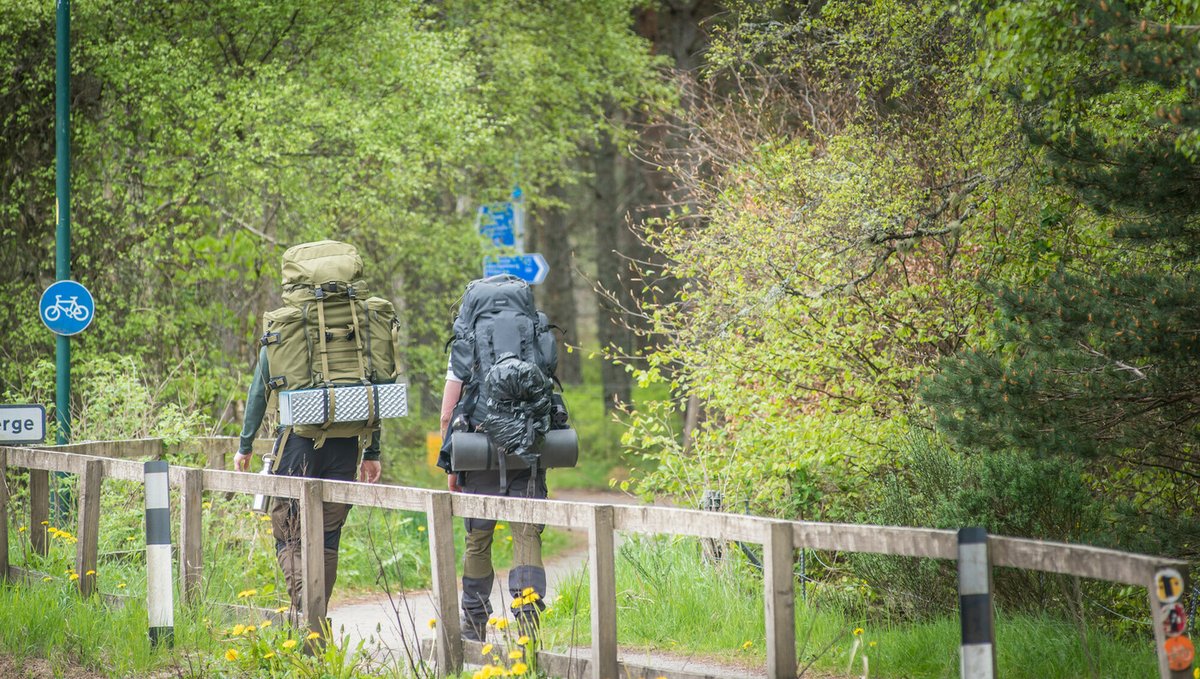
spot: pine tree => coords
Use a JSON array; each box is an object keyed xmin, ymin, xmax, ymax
[{"xmin": 924, "ymin": 2, "xmax": 1200, "ymax": 513}]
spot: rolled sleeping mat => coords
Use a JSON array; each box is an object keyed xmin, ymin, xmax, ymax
[{"xmin": 450, "ymin": 429, "xmax": 579, "ymax": 472}]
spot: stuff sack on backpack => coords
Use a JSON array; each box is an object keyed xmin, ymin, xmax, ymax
[{"xmin": 260, "ymin": 240, "xmax": 403, "ymax": 444}]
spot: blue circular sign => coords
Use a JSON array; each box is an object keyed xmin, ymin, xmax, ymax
[{"xmin": 39, "ymin": 280, "xmax": 95, "ymax": 336}]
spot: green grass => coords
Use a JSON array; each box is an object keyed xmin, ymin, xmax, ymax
[{"xmin": 538, "ymin": 535, "xmax": 1158, "ymax": 679}]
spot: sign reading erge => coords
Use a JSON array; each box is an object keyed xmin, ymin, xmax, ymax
[{"xmin": 0, "ymin": 404, "xmax": 46, "ymax": 444}]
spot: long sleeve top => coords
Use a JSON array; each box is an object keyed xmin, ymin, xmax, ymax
[{"xmin": 237, "ymin": 347, "xmax": 380, "ymax": 460}]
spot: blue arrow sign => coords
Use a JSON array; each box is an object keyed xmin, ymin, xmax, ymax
[
  {"xmin": 39, "ymin": 280, "xmax": 95, "ymax": 336},
  {"xmin": 478, "ymin": 202, "xmax": 516, "ymax": 248},
  {"xmin": 483, "ymin": 253, "xmax": 549, "ymax": 285}
]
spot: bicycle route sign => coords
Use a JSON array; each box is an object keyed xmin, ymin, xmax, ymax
[{"xmin": 39, "ymin": 280, "xmax": 95, "ymax": 336}]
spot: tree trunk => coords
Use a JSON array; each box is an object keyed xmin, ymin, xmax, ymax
[
  {"xmin": 530, "ymin": 185, "xmax": 582, "ymax": 384},
  {"xmin": 593, "ymin": 126, "xmax": 633, "ymax": 409}
]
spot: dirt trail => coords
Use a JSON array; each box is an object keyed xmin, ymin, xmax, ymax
[
  {"xmin": 327, "ymin": 488, "xmax": 773, "ymax": 677},
  {"xmin": 327, "ymin": 488, "xmax": 635, "ymax": 665}
]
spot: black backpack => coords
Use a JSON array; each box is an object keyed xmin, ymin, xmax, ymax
[{"xmin": 440, "ymin": 275, "xmax": 567, "ymax": 474}]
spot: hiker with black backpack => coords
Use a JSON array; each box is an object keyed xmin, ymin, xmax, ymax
[
  {"xmin": 233, "ymin": 241, "xmax": 403, "ymax": 639},
  {"xmin": 438, "ymin": 274, "xmax": 570, "ymax": 643}
]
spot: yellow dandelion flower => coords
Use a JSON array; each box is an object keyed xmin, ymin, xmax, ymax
[
  {"xmin": 495, "ymin": 619, "xmax": 508, "ymax": 630},
  {"xmin": 508, "ymin": 649, "xmax": 523, "ymax": 660},
  {"xmin": 276, "ymin": 606, "xmax": 289, "ymax": 613},
  {"xmin": 237, "ymin": 589, "xmax": 257, "ymax": 599},
  {"xmin": 512, "ymin": 662, "xmax": 528, "ymax": 675},
  {"xmin": 487, "ymin": 617, "xmax": 499, "ymax": 626},
  {"xmin": 517, "ymin": 635, "xmax": 531, "ymax": 646},
  {"xmin": 117, "ymin": 583, "xmax": 127, "ymax": 589},
  {"xmin": 245, "ymin": 626, "xmax": 256, "ymax": 634},
  {"xmin": 224, "ymin": 648, "xmax": 238, "ymax": 661},
  {"xmin": 69, "ymin": 573, "xmax": 79, "ymax": 581},
  {"xmin": 853, "ymin": 627, "xmax": 864, "ymax": 636},
  {"xmin": 260, "ymin": 620, "xmax": 272, "ymax": 628},
  {"xmin": 42, "ymin": 576, "xmax": 52, "ymax": 582},
  {"xmin": 496, "ymin": 524, "xmax": 506, "ymax": 531},
  {"xmin": 428, "ymin": 618, "xmax": 437, "ymax": 628},
  {"xmin": 522, "ymin": 587, "xmax": 535, "ymax": 596},
  {"xmin": 418, "ymin": 526, "xmax": 426, "ymax": 532},
  {"xmin": 18, "ymin": 526, "xmax": 26, "ymax": 533},
  {"xmin": 86, "ymin": 570, "xmax": 96, "ymax": 576},
  {"xmin": 527, "ymin": 592, "xmax": 541, "ymax": 602},
  {"xmin": 511, "ymin": 598, "xmax": 522, "ymax": 609},
  {"xmin": 869, "ymin": 641, "xmax": 877, "ymax": 647},
  {"xmin": 64, "ymin": 569, "xmax": 73, "ymax": 575},
  {"xmin": 231, "ymin": 624, "xmax": 246, "ymax": 636},
  {"xmin": 481, "ymin": 643, "xmax": 494, "ymax": 655},
  {"xmin": 741, "ymin": 640, "xmax": 753, "ymax": 650},
  {"xmin": 306, "ymin": 632, "xmax": 321, "ymax": 641},
  {"xmin": 40, "ymin": 520, "xmax": 49, "ymax": 525},
  {"xmin": 126, "ymin": 536, "xmax": 136, "ymax": 542},
  {"xmin": 505, "ymin": 536, "xmax": 513, "ymax": 542},
  {"xmin": 281, "ymin": 639, "xmax": 297, "ymax": 650},
  {"xmin": 202, "ymin": 501, "xmax": 212, "ymax": 509},
  {"xmin": 1193, "ymin": 668, "xmax": 1198, "ymax": 679},
  {"xmin": 259, "ymin": 515, "xmax": 271, "ymax": 522},
  {"xmin": 263, "ymin": 652, "xmax": 275, "ymax": 660}
]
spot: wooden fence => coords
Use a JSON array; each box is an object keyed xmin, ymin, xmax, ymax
[{"xmin": 0, "ymin": 437, "xmax": 1191, "ymax": 679}]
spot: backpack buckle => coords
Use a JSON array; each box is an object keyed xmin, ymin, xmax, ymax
[{"xmin": 259, "ymin": 332, "xmax": 281, "ymax": 346}]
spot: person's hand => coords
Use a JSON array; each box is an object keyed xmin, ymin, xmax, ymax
[
  {"xmin": 359, "ymin": 459, "xmax": 382, "ymax": 484},
  {"xmin": 233, "ymin": 452, "xmax": 252, "ymax": 472},
  {"xmin": 447, "ymin": 473, "xmax": 461, "ymax": 493}
]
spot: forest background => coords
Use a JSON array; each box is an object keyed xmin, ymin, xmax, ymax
[{"xmin": 2, "ymin": 0, "xmax": 1198, "ymax": 629}]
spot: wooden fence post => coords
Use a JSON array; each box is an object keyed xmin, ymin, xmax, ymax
[
  {"xmin": 588, "ymin": 504, "xmax": 617, "ymax": 679},
  {"xmin": 76, "ymin": 459, "xmax": 103, "ymax": 598},
  {"xmin": 426, "ymin": 492, "xmax": 463, "ymax": 676},
  {"xmin": 299, "ymin": 480, "xmax": 326, "ymax": 637},
  {"xmin": 1149, "ymin": 565, "xmax": 1194, "ymax": 679},
  {"xmin": 764, "ymin": 520, "xmax": 796, "ymax": 679},
  {"xmin": 179, "ymin": 467, "xmax": 204, "ymax": 603},
  {"xmin": 0, "ymin": 448, "xmax": 9, "ymax": 581},
  {"xmin": 29, "ymin": 468, "xmax": 49, "ymax": 555},
  {"xmin": 958, "ymin": 527, "xmax": 996, "ymax": 679}
]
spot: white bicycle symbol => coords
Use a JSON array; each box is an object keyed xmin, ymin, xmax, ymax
[{"xmin": 43, "ymin": 295, "xmax": 91, "ymax": 323}]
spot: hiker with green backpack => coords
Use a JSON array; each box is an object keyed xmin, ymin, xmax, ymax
[{"xmin": 234, "ymin": 240, "xmax": 404, "ymax": 636}]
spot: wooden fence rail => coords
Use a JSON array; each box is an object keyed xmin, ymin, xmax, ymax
[{"xmin": 0, "ymin": 438, "xmax": 1191, "ymax": 679}]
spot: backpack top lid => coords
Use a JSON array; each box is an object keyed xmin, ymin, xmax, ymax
[
  {"xmin": 455, "ymin": 274, "xmax": 537, "ymax": 327},
  {"xmin": 281, "ymin": 240, "xmax": 363, "ymax": 287}
]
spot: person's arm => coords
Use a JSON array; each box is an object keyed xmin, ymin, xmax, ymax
[
  {"xmin": 233, "ymin": 348, "xmax": 270, "ymax": 471},
  {"xmin": 359, "ymin": 430, "xmax": 381, "ymax": 483},
  {"xmin": 441, "ymin": 377, "xmax": 463, "ymax": 491}
]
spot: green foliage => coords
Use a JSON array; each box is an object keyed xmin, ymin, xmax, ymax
[
  {"xmin": 925, "ymin": 0, "xmax": 1200, "ymax": 560},
  {"xmin": 0, "ymin": 0, "xmax": 664, "ymax": 434},
  {"xmin": 625, "ymin": 0, "xmax": 1058, "ymax": 518}
]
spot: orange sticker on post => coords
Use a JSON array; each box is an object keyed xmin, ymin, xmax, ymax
[{"xmin": 1165, "ymin": 636, "xmax": 1194, "ymax": 672}]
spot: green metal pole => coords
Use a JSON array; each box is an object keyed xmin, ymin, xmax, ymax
[
  {"xmin": 55, "ymin": 0, "xmax": 71, "ymax": 446},
  {"xmin": 54, "ymin": 0, "xmax": 72, "ymax": 520}
]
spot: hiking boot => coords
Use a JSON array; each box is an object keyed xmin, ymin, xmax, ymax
[{"xmin": 460, "ymin": 616, "xmax": 486, "ymax": 642}]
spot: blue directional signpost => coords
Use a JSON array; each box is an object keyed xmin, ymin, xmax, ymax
[
  {"xmin": 483, "ymin": 253, "xmax": 550, "ymax": 285},
  {"xmin": 39, "ymin": 280, "xmax": 95, "ymax": 336},
  {"xmin": 477, "ymin": 184, "xmax": 550, "ymax": 285},
  {"xmin": 477, "ymin": 202, "xmax": 517, "ymax": 248}
]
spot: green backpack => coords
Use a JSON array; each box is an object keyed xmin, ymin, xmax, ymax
[{"xmin": 260, "ymin": 240, "xmax": 402, "ymax": 446}]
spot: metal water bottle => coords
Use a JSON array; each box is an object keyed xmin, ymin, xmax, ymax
[{"xmin": 251, "ymin": 454, "xmax": 274, "ymax": 514}]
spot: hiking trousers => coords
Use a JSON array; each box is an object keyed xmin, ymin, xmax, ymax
[
  {"xmin": 459, "ymin": 468, "xmax": 548, "ymax": 632},
  {"xmin": 269, "ymin": 432, "xmax": 358, "ymax": 618}
]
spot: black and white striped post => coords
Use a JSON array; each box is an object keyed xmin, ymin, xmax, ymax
[
  {"xmin": 958, "ymin": 527, "xmax": 996, "ymax": 679},
  {"xmin": 144, "ymin": 461, "xmax": 174, "ymax": 647}
]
